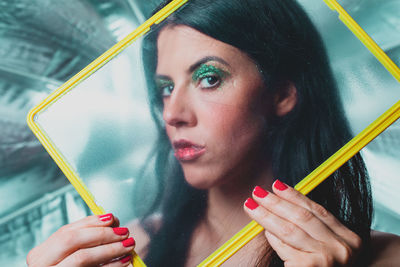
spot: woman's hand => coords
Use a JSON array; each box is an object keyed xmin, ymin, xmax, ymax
[
  {"xmin": 26, "ymin": 213, "xmax": 135, "ymax": 267},
  {"xmin": 244, "ymin": 180, "xmax": 362, "ymax": 267}
]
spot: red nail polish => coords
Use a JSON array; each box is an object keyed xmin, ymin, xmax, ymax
[
  {"xmin": 122, "ymin": 237, "xmax": 135, "ymax": 247},
  {"xmin": 99, "ymin": 213, "xmax": 113, "ymax": 222},
  {"xmin": 120, "ymin": 255, "xmax": 132, "ymax": 263},
  {"xmin": 113, "ymin": 227, "xmax": 128, "ymax": 235},
  {"xmin": 245, "ymin": 198, "xmax": 259, "ymax": 210},
  {"xmin": 274, "ymin": 180, "xmax": 288, "ymax": 191},
  {"xmin": 253, "ymin": 186, "xmax": 268, "ymax": 198}
]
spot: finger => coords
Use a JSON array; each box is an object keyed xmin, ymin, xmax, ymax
[
  {"xmin": 112, "ymin": 216, "xmax": 121, "ymax": 228},
  {"xmin": 264, "ymin": 230, "xmax": 303, "ymax": 262},
  {"xmin": 102, "ymin": 254, "xmax": 132, "ymax": 267},
  {"xmin": 30, "ymin": 225, "xmax": 130, "ymax": 266},
  {"xmin": 69, "ymin": 214, "xmax": 116, "ymax": 229},
  {"xmin": 272, "ymin": 180, "xmax": 361, "ymax": 249},
  {"xmin": 56, "ymin": 237, "xmax": 135, "ymax": 267},
  {"xmin": 27, "ymin": 215, "xmax": 116, "ymax": 266},
  {"xmin": 252, "ymin": 186, "xmax": 339, "ymax": 245},
  {"xmin": 244, "ymin": 198, "xmax": 319, "ymax": 252},
  {"xmin": 266, "ymin": 231, "xmax": 333, "ymax": 267}
]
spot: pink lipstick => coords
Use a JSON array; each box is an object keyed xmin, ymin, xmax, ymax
[{"xmin": 173, "ymin": 140, "xmax": 205, "ymax": 161}]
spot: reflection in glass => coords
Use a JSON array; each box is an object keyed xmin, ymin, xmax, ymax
[{"xmin": 1, "ymin": 0, "xmax": 400, "ymax": 266}]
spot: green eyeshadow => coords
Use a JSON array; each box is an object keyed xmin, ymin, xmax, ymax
[
  {"xmin": 156, "ymin": 78, "xmax": 173, "ymax": 87},
  {"xmin": 192, "ymin": 64, "xmax": 229, "ymax": 82}
]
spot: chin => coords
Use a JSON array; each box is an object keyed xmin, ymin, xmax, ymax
[
  {"xmin": 182, "ymin": 168, "xmax": 220, "ymax": 190},
  {"xmin": 184, "ymin": 176, "xmax": 214, "ymax": 190}
]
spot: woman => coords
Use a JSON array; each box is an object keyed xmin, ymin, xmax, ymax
[{"xmin": 27, "ymin": 0, "xmax": 400, "ymax": 266}]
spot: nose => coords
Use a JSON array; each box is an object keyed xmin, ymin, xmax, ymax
[{"xmin": 163, "ymin": 85, "xmax": 197, "ymax": 128}]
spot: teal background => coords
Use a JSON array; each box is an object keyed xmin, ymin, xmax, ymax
[{"xmin": 0, "ymin": 0, "xmax": 399, "ymax": 266}]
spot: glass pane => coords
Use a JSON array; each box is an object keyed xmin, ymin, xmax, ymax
[
  {"xmin": 32, "ymin": 0, "xmax": 400, "ymax": 265},
  {"xmin": 301, "ymin": 0, "xmax": 400, "ymax": 235}
]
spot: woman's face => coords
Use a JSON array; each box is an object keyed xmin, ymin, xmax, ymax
[{"xmin": 156, "ymin": 25, "xmax": 271, "ymax": 189}]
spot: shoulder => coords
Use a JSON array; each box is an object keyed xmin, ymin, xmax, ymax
[
  {"xmin": 126, "ymin": 214, "xmax": 162, "ymax": 258},
  {"xmin": 369, "ymin": 230, "xmax": 400, "ymax": 266}
]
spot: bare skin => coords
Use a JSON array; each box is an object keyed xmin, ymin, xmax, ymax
[
  {"xmin": 26, "ymin": 214, "xmax": 135, "ymax": 267},
  {"xmin": 157, "ymin": 25, "xmax": 360, "ymax": 266},
  {"xmin": 129, "ymin": 197, "xmax": 400, "ymax": 267},
  {"xmin": 27, "ymin": 25, "xmax": 400, "ymax": 267}
]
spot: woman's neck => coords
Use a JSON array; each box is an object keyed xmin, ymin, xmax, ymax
[
  {"xmin": 185, "ymin": 160, "xmax": 274, "ymax": 266},
  {"xmin": 204, "ymin": 165, "xmax": 274, "ymax": 244}
]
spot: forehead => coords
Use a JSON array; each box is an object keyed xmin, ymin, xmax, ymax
[{"xmin": 156, "ymin": 25, "xmax": 248, "ymax": 73}]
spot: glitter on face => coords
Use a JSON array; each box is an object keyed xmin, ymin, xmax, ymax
[{"xmin": 192, "ymin": 64, "xmax": 230, "ymax": 89}]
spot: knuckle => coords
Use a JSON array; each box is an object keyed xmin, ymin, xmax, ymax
[
  {"xmin": 61, "ymin": 228, "xmax": 79, "ymax": 247},
  {"xmin": 104, "ymin": 241, "xmax": 127, "ymax": 260},
  {"xmin": 288, "ymin": 189, "xmax": 303, "ymax": 201},
  {"xmin": 264, "ymin": 231, "xmax": 283, "ymax": 247},
  {"xmin": 57, "ymin": 224, "xmax": 76, "ymax": 238},
  {"xmin": 280, "ymin": 223, "xmax": 296, "ymax": 237},
  {"xmin": 109, "ymin": 242, "xmax": 124, "ymax": 255},
  {"xmin": 268, "ymin": 195, "xmax": 281, "ymax": 206},
  {"xmin": 295, "ymin": 208, "xmax": 314, "ymax": 223},
  {"xmin": 258, "ymin": 211, "xmax": 271, "ymax": 225},
  {"xmin": 319, "ymin": 249, "xmax": 334, "ymax": 267},
  {"xmin": 310, "ymin": 203, "xmax": 329, "ymax": 218},
  {"xmin": 336, "ymin": 241, "xmax": 353, "ymax": 264},
  {"xmin": 98, "ymin": 226, "xmax": 109, "ymax": 244},
  {"xmin": 72, "ymin": 250, "xmax": 89, "ymax": 266},
  {"xmin": 351, "ymin": 233, "xmax": 362, "ymax": 250}
]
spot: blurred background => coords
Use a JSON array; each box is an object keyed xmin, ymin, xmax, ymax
[{"xmin": 0, "ymin": 0, "xmax": 399, "ymax": 266}]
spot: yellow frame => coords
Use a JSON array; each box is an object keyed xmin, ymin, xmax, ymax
[
  {"xmin": 26, "ymin": 0, "xmax": 400, "ymax": 266},
  {"xmin": 27, "ymin": 1, "xmax": 188, "ymax": 266},
  {"xmin": 199, "ymin": 0, "xmax": 400, "ymax": 265}
]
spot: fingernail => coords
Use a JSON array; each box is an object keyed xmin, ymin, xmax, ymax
[
  {"xmin": 253, "ymin": 186, "xmax": 268, "ymax": 198},
  {"xmin": 113, "ymin": 227, "xmax": 129, "ymax": 236},
  {"xmin": 245, "ymin": 198, "xmax": 259, "ymax": 210},
  {"xmin": 274, "ymin": 179, "xmax": 288, "ymax": 191},
  {"xmin": 122, "ymin": 237, "xmax": 135, "ymax": 247},
  {"xmin": 120, "ymin": 254, "xmax": 132, "ymax": 263},
  {"xmin": 99, "ymin": 213, "xmax": 113, "ymax": 222}
]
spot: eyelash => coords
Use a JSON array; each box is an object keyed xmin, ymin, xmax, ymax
[
  {"xmin": 159, "ymin": 83, "xmax": 174, "ymax": 97},
  {"xmin": 157, "ymin": 66, "xmax": 227, "ymax": 97},
  {"xmin": 157, "ymin": 74, "xmax": 221, "ymax": 98},
  {"xmin": 196, "ymin": 73, "xmax": 221, "ymax": 89}
]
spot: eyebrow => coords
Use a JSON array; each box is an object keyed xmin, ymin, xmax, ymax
[{"xmin": 154, "ymin": 56, "xmax": 230, "ymax": 81}]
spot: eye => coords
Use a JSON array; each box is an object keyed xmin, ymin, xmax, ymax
[
  {"xmin": 192, "ymin": 64, "xmax": 229, "ymax": 90},
  {"xmin": 199, "ymin": 75, "xmax": 221, "ymax": 89},
  {"xmin": 160, "ymin": 84, "xmax": 174, "ymax": 97},
  {"xmin": 155, "ymin": 78, "xmax": 174, "ymax": 97}
]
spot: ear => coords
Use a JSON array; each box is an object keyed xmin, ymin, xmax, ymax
[{"xmin": 274, "ymin": 82, "xmax": 297, "ymax": 117}]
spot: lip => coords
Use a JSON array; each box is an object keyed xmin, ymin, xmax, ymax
[{"xmin": 172, "ymin": 139, "xmax": 206, "ymax": 162}]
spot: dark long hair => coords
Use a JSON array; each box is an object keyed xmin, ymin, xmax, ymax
[{"xmin": 139, "ymin": 0, "xmax": 373, "ymax": 266}]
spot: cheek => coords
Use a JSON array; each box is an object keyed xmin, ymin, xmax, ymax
[
  {"xmin": 204, "ymin": 104, "xmax": 265, "ymax": 147},
  {"xmin": 165, "ymin": 125, "xmax": 174, "ymax": 142}
]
